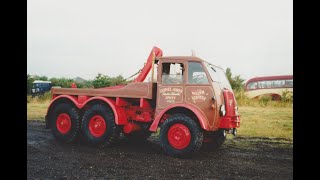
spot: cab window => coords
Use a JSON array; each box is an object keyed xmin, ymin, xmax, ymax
[
  {"xmin": 188, "ymin": 62, "xmax": 209, "ymax": 84},
  {"xmin": 161, "ymin": 63, "xmax": 184, "ymax": 84}
]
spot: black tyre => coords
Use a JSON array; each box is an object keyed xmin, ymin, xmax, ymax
[
  {"xmin": 49, "ymin": 103, "xmax": 80, "ymax": 143},
  {"xmin": 202, "ymin": 129, "xmax": 226, "ymax": 150},
  {"xmin": 160, "ymin": 114, "xmax": 203, "ymax": 158},
  {"xmin": 81, "ymin": 104, "xmax": 120, "ymax": 147}
]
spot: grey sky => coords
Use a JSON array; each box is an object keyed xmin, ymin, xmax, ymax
[{"xmin": 27, "ymin": 0, "xmax": 292, "ymax": 82}]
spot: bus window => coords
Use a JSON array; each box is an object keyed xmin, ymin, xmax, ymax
[
  {"xmin": 285, "ymin": 80, "xmax": 293, "ymax": 87},
  {"xmin": 272, "ymin": 80, "xmax": 285, "ymax": 88},
  {"xmin": 247, "ymin": 82, "xmax": 258, "ymax": 90}
]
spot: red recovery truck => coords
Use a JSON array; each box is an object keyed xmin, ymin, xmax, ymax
[{"xmin": 45, "ymin": 47, "xmax": 240, "ymax": 157}]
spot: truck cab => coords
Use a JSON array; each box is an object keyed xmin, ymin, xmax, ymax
[{"xmin": 153, "ymin": 56, "xmax": 239, "ymax": 132}]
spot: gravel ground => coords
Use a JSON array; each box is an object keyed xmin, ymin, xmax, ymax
[{"xmin": 27, "ymin": 121, "xmax": 293, "ymax": 179}]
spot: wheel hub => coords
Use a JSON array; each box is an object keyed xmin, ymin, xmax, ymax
[
  {"xmin": 56, "ymin": 113, "xmax": 71, "ymax": 134},
  {"xmin": 168, "ymin": 123, "xmax": 191, "ymax": 149},
  {"xmin": 89, "ymin": 115, "xmax": 107, "ymax": 137}
]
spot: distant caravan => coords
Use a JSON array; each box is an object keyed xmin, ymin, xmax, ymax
[{"xmin": 244, "ymin": 75, "xmax": 293, "ymax": 100}]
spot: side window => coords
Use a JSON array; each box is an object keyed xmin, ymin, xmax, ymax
[
  {"xmin": 162, "ymin": 63, "xmax": 184, "ymax": 84},
  {"xmin": 285, "ymin": 79, "xmax": 293, "ymax": 87},
  {"xmin": 188, "ymin": 62, "xmax": 209, "ymax": 84},
  {"xmin": 247, "ymin": 82, "xmax": 258, "ymax": 90},
  {"xmin": 258, "ymin": 81, "xmax": 272, "ymax": 88},
  {"xmin": 272, "ymin": 80, "xmax": 285, "ymax": 88}
]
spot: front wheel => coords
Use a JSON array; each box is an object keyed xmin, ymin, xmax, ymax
[{"xmin": 160, "ymin": 114, "xmax": 203, "ymax": 158}]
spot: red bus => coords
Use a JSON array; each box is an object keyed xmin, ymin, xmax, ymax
[{"xmin": 244, "ymin": 75, "xmax": 293, "ymax": 100}]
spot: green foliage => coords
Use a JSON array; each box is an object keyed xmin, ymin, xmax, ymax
[
  {"xmin": 258, "ymin": 95, "xmax": 272, "ymax": 107},
  {"xmin": 110, "ymin": 75, "xmax": 127, "ymax": 86},
  {"xmin": 38, "ymin": 91, "xmax": 52, "ymax": 102},
  {"xmin": 27, "ymin": 91, "xmax": 51, "ymax": 104},
  {"xmin": 49, "ymin": 77, "xmax": 74, "ymax": 88},
  {"xmin": 33, "ymin": 75, "xmax": 48, "ymax": 81},
  {"xmin": 92, "ymin": 74, "xmax": 111, "ymax": 88},
  {"xmin": 27, "ymin": 96, "xmax": 32, "ymax": 103},
  {"xmin": 234, "ymin": 88, "xmax": 251, "ymax": 106},
  {"xmin": 27, "ymin": 74, "xmax": 34, "ymax": 95},
  {"xmin": 225, "ymin": 68, "xmax": 245, "ymax": 91},
  {"xmin": 281, "ymin": 89, "xmax": 293, "ymax": 103},
  {"xmin": 92, "ymin": 73, "xmax": 127, "ymax": 88}
]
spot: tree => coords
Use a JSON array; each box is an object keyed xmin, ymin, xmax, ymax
[
  {"xmin": 92, "ymin": 73, "xmax": 111, "ymax": 88},
  {"xmin": 27, "ymin": 74, "xmax": 34, "ymax": 95},
  {"xmin": 225, "ymin": 68, "xmax": 245, "ymax": 91},
  {"xmin": 49, "ymin": 77, "xmax": 74, "ymax": 88},
  {"xmin": 92, "ymin": 74, "xmax": 127, "ymax": 88},
  {"xmin": 33, "ymin": 75, "xmax": 48, "ymax": 81},
  {"xmin": 110, "ymin": 75, "xmax": 126, "ymax": 86}
]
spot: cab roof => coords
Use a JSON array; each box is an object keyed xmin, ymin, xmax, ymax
[
  {"xmin": 159, "ymin": 56, "xmax": 203, "ymax": 62},
  {"xmin": 158, "ymin": 56, "xmax": 223, "ymax": 69}
]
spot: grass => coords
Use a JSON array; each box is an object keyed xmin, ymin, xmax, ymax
[
  {"xmin": 27, "ymin": 101, "xmax": 49, "ymax": 120},
  {"xmin": 27, "ymin": 91, "xmax": 293, "ymax": 140},
  {"xmin": 237, "ymin": 106, "xmax": 292, "ymax": 140}
]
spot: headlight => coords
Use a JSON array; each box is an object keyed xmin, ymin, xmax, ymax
[{"xmin": 220, "ymin": 105, "xmax": 226, "ymax": 117}]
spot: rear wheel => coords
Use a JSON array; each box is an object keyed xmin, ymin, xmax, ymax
[
  {"xmin": 81, "ymin": 104, "xmax": 120, "ymax": 147},
  {"xmin": 49, "ymin": 103, "xmax": 80, "ymax": 143},
  {"xmin": 160, "ymin": 114, "xmax": 203, "ymax": 158}
]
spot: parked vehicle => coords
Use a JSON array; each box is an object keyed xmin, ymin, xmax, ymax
[
  {"xmin": 244, "ymin": 75, "xmax": 293, "ymax": 100},
  {"xmin": 45, "ymin": 47, "xmax": 240, "ymax": 157},
  {"xmin": 31, "ymin": 80, "xmax": 52, "ymax": 97}
]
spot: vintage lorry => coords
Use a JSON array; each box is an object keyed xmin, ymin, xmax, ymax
[{"xmin": 45, "ymin": 47, "xmax": 240, "ymax": 157}]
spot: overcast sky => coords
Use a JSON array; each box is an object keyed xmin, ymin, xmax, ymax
[{"xmin": 27, "ymin": 0, "xmax": 292, "ymax": 82}]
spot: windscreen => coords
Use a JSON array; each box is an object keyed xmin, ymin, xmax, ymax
[{"xmin": 204, "ymin": 62, "xmax": 233, "ymax": 92}]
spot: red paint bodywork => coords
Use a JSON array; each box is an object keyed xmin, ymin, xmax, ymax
[
  {"xmin": 123, "ymin": 123, "xmax": 141, "ymax": 134},
  {"xmin": 167, "ymin": 123, "xmax": 191, "ymax": 149},
  {"xmin": 134, "ymin": 46, "xmax": 163, "ymax": 82},
  {"xmin": 219, "ymin": 89, "xmax": 240, "ymax": 129},
  {"xmin": 89, "ymin": 115, "xmax": 107, "ymax": 137},
  {"xmin": 56, "ymin": 113, "xmax": 71, "ymax": 134},
  {"xmin": 149, "ymin": 103, "xmax": 210, "ymax": 132}
]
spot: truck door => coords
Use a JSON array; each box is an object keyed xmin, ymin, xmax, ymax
[{"xmin": 185, "ymin": 61, "xmax": 219, "ymax": 130}]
